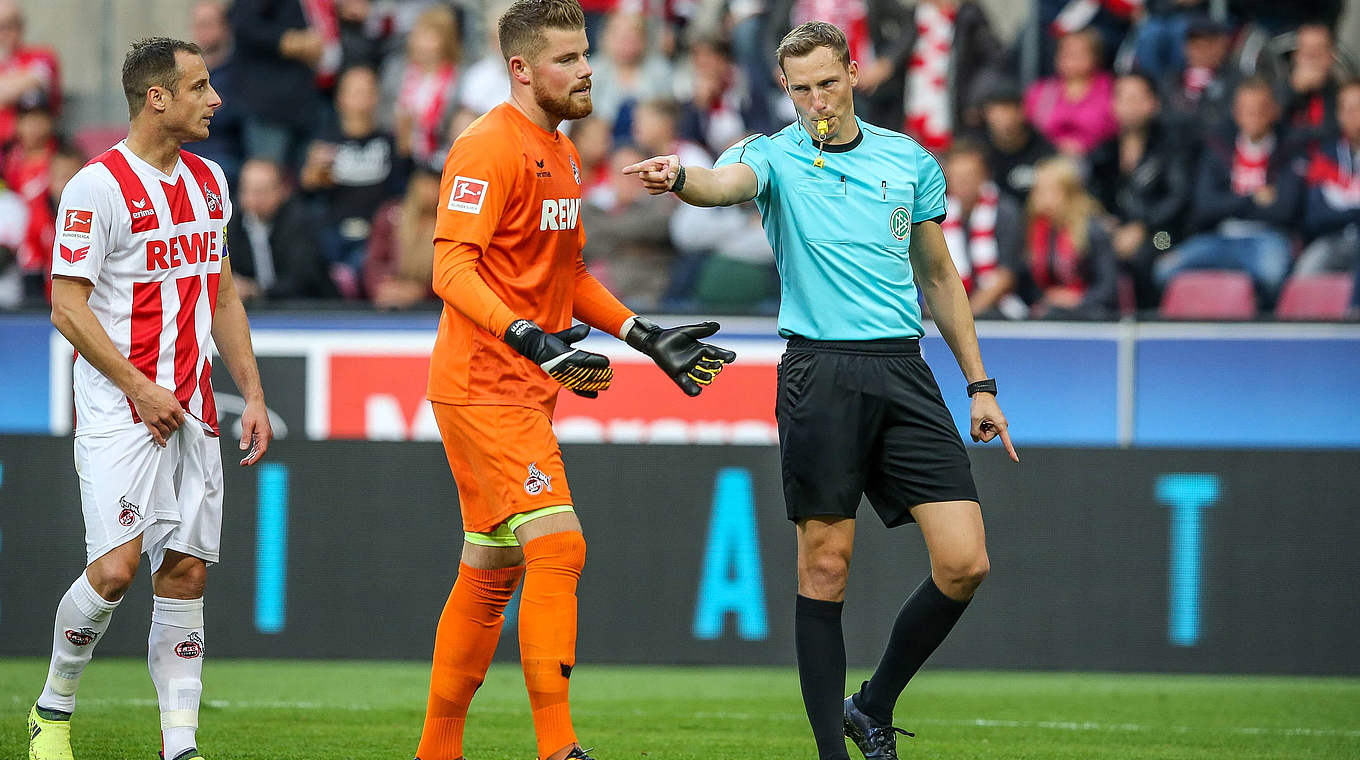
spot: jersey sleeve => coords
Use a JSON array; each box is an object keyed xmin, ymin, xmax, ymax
[
  {"xmin": 572, "ymin": 253, "xmax": 634, "ymax": 337},
  {"xmin": 913, "ymin": 146, "xmax": 948, "ymax": 225},
  {"xmin": 715, "ymin": 135, "xmax": 772, "ymax": 200},
  {"xmin": 434, "ymin": 129, "xmax": 520, "ymax": 250},
  {"xmin": 431, "ymin": 129, "xmax": 524, "ymax": 338},
  {"xmin": 50, "ymin": 168, "xmax": 117, "ymax": 284}
]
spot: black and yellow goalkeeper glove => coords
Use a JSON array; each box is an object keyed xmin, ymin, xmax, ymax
[
  {"xmin": 624, "ymin": 316, "xmax": 737, "ymax": 397},
  {"xmin": 504, "ymin": 320, "xmax": 613, "ymax": 398}
]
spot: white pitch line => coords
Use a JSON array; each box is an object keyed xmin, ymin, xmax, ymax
[{"xmin": 13, "ymin": 696, "xmax": 1358, "ymax": 739}]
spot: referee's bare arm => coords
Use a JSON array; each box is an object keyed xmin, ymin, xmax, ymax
[
  {"xmin": 622, "ymin": 154, "xmax": 757, "ymax": 207},
  {"xmin": 908, "ymin": 220, "xmax": 1019, "ymax": 462}
]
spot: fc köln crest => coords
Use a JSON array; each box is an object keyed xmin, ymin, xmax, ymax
[{"xmin": 204, "ymin": 185, "xmax": 221, "ymax": 213}]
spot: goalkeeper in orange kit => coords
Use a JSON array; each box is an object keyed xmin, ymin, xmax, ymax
[{"xmin": 413, "ymin": 2, "xmax": 736, "ymax": 760}]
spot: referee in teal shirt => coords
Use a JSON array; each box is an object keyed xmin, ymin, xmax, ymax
[{"xmin": 627, "ymin": 21, "xmax": 1019, "ymax": 760}]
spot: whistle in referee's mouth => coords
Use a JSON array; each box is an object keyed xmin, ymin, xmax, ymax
[{"xmin": 816, "ymin": 119, "xmax": 829, "ymax": 137}]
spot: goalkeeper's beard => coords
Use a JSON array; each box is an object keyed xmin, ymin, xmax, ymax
[{"xmin": 534, "ymin": 77, "xmax": 593, "ymax": 121}]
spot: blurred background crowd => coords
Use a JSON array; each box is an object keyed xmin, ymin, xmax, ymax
[{"xmin": 0, "ymin": 0, "xmax": 1357, "ymax": 320}]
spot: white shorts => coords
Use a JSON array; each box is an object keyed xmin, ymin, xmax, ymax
[{"xmin": 74, "ymin": 420, "xmax": 224, "ymax": 570}]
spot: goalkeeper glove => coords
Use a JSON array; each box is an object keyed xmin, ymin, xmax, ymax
[
  {"xmin": 504, "ymin": 320, "xmax": 613, "ymax": 398},
  {"xmin": 624, "ymin": 316, "xmax": 737, "ymax": 397}
]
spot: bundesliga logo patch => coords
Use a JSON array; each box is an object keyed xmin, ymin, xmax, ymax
[
  {"xmin": 448, "ymin": 176, "xmax": 488, "ymax": 214},
  {"xmin": 62, "ymin": 208, "xmax": 93, "ymax": 241}
]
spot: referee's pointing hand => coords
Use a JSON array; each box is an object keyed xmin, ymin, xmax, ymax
[
  {"xmin": 971, "ymin": 392, "xmax": 1019, "ymax": 463},
  {"xmin": 622, "ymin": 154, "xmax": 680, "ymax": 194}
]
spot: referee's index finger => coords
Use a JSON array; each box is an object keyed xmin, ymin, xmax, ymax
[
  {"xmin": 998, "ymin": 426, "xmax": 1020, "ymax": 463},
  {"xmin": 621, "ymin": 158, "xmax": 663, "ymax": 174}
]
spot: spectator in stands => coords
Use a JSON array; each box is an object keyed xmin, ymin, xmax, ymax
[
  {"xmin": 300, "ymin": 65, "xmax": 408, "ymax": 297},
  {"xmin": 0, "ymin": 0, "xmax": 58, "ymax": 146},
  {"xmin": 587, "ymin": 12, "xmax": 673, "ymax": 139},
  {"xmin": 677, "ymin": 35, "xmax": 760, "ymax": 157},
  {"xmin": 1159, "ymin": 15, "xmax": 1237, "ymax": 147},
  {"xmin": 572, "ymin": 115, "xmax": 613, "ymax": 207},
  {"xmin": 2, "ymin": 89, "xmax": 54, "ymax": 300},
  {"xmin": 227, "ymin": 158, "xmax": 337, "ymax": 301},
  {"xmin": 187, "ymin": 0, "xmax": 244, "ymax": 185},
  {"xmin": 1019, "ymin": 156, "xmax": 1118, "ymax": 319},
  {"xmin": 891, "ymin": 0, "xmax": 1002, "ymax": 152},
  {"xmin": 229, "ymin": 0, "xmax": 327, "ymax": 169},
  {"xmin": 1089, "ymin": 71, "xmax": 1192, "ymax": 309},
  {"xmin": 1130, "ymin": 0, "xmax": 1211, "ymax": 79},
  {"xmin": 1155, "ymin": 77, "xmax": 1301, "ymax": 307},
  {"xmin": 21, "ymin": 141, "xmax": 81, "ymax": 303},
  {"xmin": 0, "ymin": 173, "xmax": 26, "ymax": 310},
  {"xmin": 1280, "ymin": 23, "xmax": 1341, "ymax": 146},
  {"xmin": 941, "ymin": 139, "xmax": 1024, "ymax": 318},
  {"xmin": 457, "ymin": 2, "xmax": 511, "ymax": 117},
  {"xmin": 976, "ymin": 75, "xmax": 1057, "ymax": 203},
  {"xmin": 1025, "ymin": 28, "xmax": 1118, "ymax": 156},
  {"xmin": 635, "ymin": 96, "xmax": 769, "ymax": 308},
  {"xmin": 365, "ymin": 167, "xmax": 439, "ymax": 310},
  {"xmin": 1296, "ymin": 80, "xmax": 1360, "ymax": 277},
  {"xmin": 385, "ymin": 3, "xmax": 461, "ymax": 168},
  {"xmin": 581, "ymin": 144, "xmax": 677, "ymax": 310}
]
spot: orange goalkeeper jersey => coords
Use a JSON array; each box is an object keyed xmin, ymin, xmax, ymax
[{"xmin": 427, "ymin": 102, "xmax": 632, "ymax": 414}]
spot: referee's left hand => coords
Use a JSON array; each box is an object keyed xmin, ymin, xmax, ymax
[{"xmin": 970, "ymin": 393, "xmax": 1018, "ymax": 462}]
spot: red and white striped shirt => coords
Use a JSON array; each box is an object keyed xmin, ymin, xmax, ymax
[{"xmin": 50, "ymin": 141, "xmax": 233, "ymax": 437}]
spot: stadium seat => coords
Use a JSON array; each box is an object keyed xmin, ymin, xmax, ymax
[
  {"xmin": 73, "ymin": 124, "xmax": 129, "ymax": 160},
  {"xmin": 1159, "ymin": 270, "xmax": 1257, "ymax": 320},
  {"xmin": 1276, "ymin": 273, "xmax": 1354, "ymax": 320}
]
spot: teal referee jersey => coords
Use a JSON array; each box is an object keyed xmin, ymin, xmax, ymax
[{"xmin": 715, "ymin": 117, "xmax": 947, "ymax": 340}]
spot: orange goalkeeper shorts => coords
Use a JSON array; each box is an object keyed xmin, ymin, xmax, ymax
[{"xmin": 432, "ymin": 401, "xmax": 573, "ymax": 533}]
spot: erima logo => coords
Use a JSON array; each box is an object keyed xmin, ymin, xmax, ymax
[
  {"xmin": 132, "ymin": 198, "xmax": 147, "ymax": 209},
  {"xmin": 535, "ymin": 159, "xmax": 545, "ymax": 168},
  {"xmin": 524, "ymin": 462, "xmax": 552, "ymax": 495},
  {"xmin": 539, "ymin": 198, "xmax": 580, "ymax": 231}
]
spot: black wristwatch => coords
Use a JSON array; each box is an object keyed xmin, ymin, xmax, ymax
[{"xmin": 967, "ymin": 378, "xmax": 998, "ymax": 397}]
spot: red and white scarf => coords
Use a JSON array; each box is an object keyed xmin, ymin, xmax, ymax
[
  {"xmin": 792, "ymin": 0, "xmax": 872, "ymax": 64},
  {"xmin": 1028, "ymin": 216, "xmax": 1085, "ymax": 292},
  {"xmin": 906, "ymin": 2, "xmax": 955, "ymax": 152},
  {"xmin": 1306, "ymin": 139, "xmax": 1360, "ymax": 208},
  {"xmin": 300, "ymin": 0, "xmax": 341, "ymax": 88},
  {"xmin": 1182, "ymin": 65, "xmax": 1214, "ymax": 102},
  {"xmin": 399, "ymin": 63, "xmax": 457, "ymax": 164},
  {"xmin": 1230, "ymin": 134, "xmax": 1274, "ymax": 196},
  {"xmin": 943, "ymin": 181, "xmax": 999, "ymax": 293}
]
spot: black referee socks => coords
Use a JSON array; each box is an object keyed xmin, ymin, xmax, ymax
[
  {"xmin": 855, "ymin": 575, "xmax": 970, "ymax": 725},
  {"xmin": 795, "ymin": 594, "xmax": 851, "ymax": 760}
]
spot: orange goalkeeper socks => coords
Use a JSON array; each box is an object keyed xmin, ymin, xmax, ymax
[
  {"xmin": 417, "ymin": 562, "xmax": 524, "ymax": 760},
  {"xmin": 519, "ymin": 531, "xmax": 587, "ymax": 760}
]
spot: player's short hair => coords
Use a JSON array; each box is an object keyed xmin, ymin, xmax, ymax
[
  {"xmin": 498, "ymin": 0, "xmax": 585, "ymax": 63},
  {"xmin": 122, "ymin": 37, "xmax": 202, "ymax": 120},
  {"xmin": 776, "ymin": 21, "xmax": 851, "ymax": 73}
]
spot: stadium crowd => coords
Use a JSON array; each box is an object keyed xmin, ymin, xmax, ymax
[{"xmin": 0, "ymin": 0, "xmax": 1357, "ymax": 319}]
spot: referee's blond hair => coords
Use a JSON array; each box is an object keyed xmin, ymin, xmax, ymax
[{"xmin": 776, "ymin": 21, "xmax": 851, "ymax": 72}]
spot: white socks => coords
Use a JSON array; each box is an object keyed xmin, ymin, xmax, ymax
[
  {"xmin": 149, "ymin": 595, "xmax": 205, "ymax": 759},
  {"xmin": 37, "ymin": 572, "xmax": 120, "ymax": 714}
]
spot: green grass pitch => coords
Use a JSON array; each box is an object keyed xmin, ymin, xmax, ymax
[{"xmin": 4, "ymin": 658, "xmax": 1358, "ymax": 759}]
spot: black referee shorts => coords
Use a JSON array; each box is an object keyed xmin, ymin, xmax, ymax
[{"xmin": 776, "ymin": 337, "xmax": 979, "ymax": 527}]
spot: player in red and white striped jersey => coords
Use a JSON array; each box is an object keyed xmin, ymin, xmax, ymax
[{"xmin": 29, "ymin": 38, "xmax": 271, "ymax": 760}]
